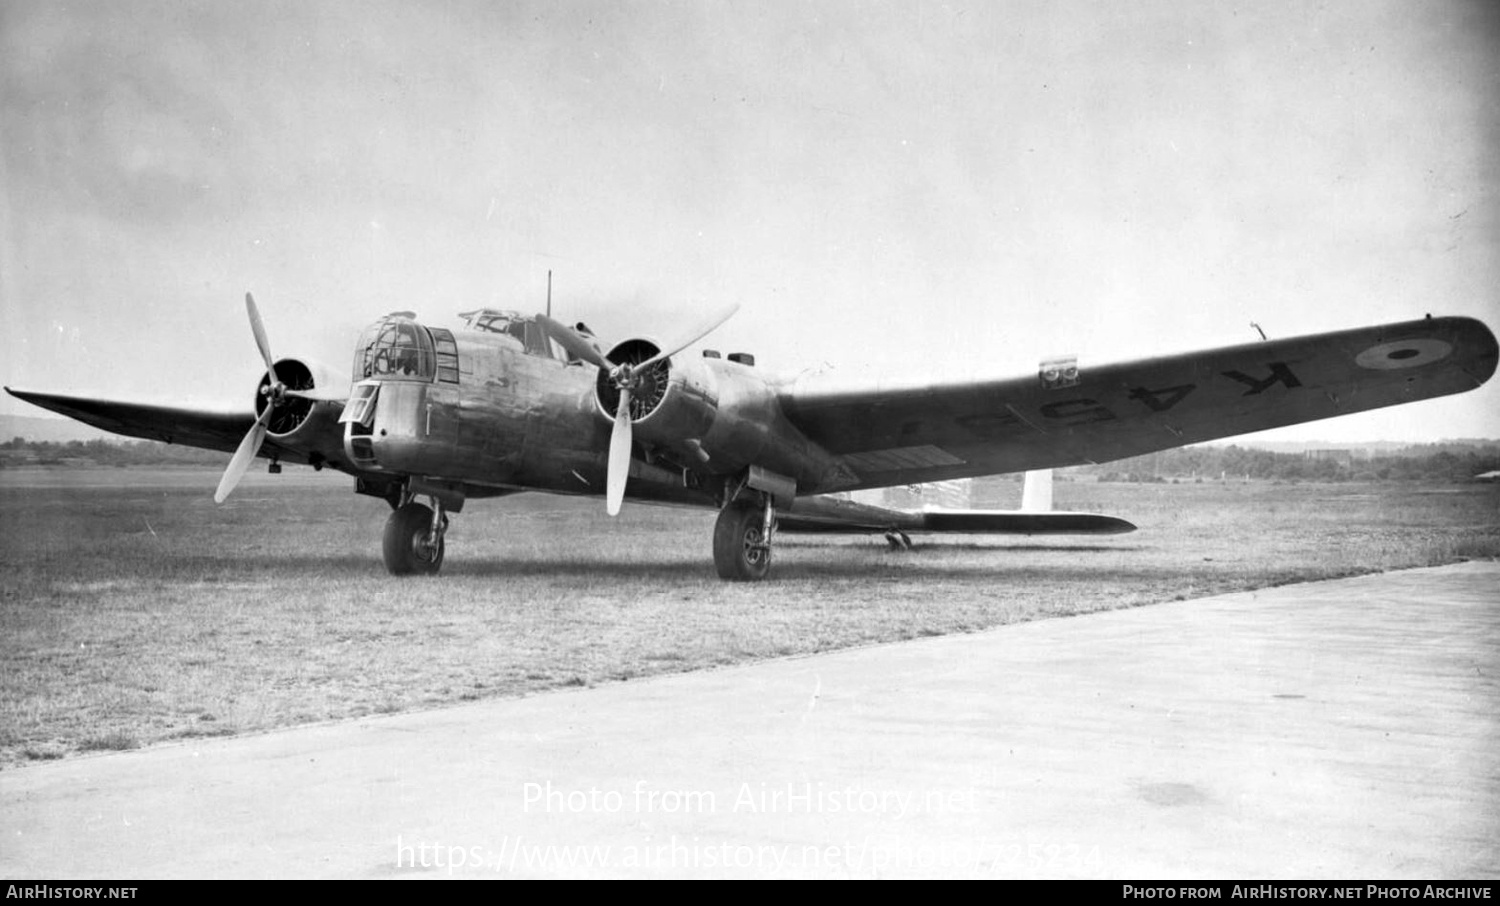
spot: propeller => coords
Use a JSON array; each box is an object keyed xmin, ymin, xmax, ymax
[
  {"xmin": 537, "ymin": 303, "xmax": 739, "ymax": 515},
  {"xmin": 214, "ymin": 293, "xmax": 340, "ymax": 503}
]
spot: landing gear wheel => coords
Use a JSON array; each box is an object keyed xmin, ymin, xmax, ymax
[
  {"xmin": 885, "ymin": 531, "xmax": 913, "ymax": 551},
  {"xmin": 713, "ymin": 500, "xmax": 772, "ymax": 581},
  {"xmin": 383, "ymin": 502, "xmax": 445, "ymax": 576}
]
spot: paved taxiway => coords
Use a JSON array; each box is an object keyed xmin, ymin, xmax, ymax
[{"xmin": 3, "ymin": 561, "xmax": 1496, "ymax": 879}]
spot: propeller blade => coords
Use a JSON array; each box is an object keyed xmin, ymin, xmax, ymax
[
  {"xmin": 245, "ymin": 292, "xmax": 280, "ymax": 389},
  {"xmin": 283, "ymin": 386, "xmax": 347, "ymax": 403},
  {"xmin": 535, "ymin": 314, "xmax": 615, "ymax": 372},
  {"xmin": 606, "ymin": 387, "xmax": 632, "ymax": 516},
  {"xmin": 635, "ymin": 303, "xmax": 740, "ymax": 371},
  {"xmin": 214, "ymin": 406, "xmax": 272, "ymax": 504}
]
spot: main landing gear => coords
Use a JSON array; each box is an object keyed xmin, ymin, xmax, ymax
[
  {"xmin": 383, "ymin": 498, "xmax": 448, "ymax": 575},
  {"xmin": 713, "ymin": 496, "xmax": 776, "ymax": 581}
]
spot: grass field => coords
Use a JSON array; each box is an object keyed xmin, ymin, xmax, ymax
[{"xmin": 2, "ymin": 466, "xmax": 1497, "ymax": 768}]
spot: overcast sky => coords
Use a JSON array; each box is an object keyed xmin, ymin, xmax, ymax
[{"xmin": 2, "ymin": 0, "xmax": 1497, "ymax": 442}]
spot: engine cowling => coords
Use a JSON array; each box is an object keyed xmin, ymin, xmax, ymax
[
  {"xmin": 595, "ymin": 339, "xmax": 721, "ymax": 458},
  {"xmin": 254, "ymin": 357, "xmax": 346, "ymax": 438}
]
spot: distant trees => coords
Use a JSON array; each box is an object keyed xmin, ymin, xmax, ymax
[
  {"xmin": 0, "ymin": 437, "xmax": 225, "ymax": 467},
  {"xmin": 2, "ymin": 434, "xmax": 1497, "ymax": 481},
  {"xmin": 1087, "ymin": 444, "xmax": 1500, "ymax": 483}
]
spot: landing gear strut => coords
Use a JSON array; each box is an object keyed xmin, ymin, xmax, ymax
[
  {"xmin": 713, "ymin": 496, "xmax": 775, "ymax": 581},
  {"xmin": 383, "ymin": 499, "xmax": 447, "ymax": 575}
]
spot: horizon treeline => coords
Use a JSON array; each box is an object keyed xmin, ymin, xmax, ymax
[
  {"xmin": 1, "ymin": 437, "xmax": 227, "ymax": 467},
  {"xmin": 3, "ymin": 436, "xmax": 1499, "ymax": 482},
  {"xmin": 1076, "ymin": 443, "xmax": 1500, "ymax": 483}
]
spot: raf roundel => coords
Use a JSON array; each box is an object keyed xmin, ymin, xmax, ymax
[{"xmin": 1354, "ymin": 338, "xmax": 1453, "ymax": 371}]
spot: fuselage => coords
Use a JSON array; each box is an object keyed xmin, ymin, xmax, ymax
[{"xmin": 334, "ymin": 311, "xmax": 848, "ymax": 509}]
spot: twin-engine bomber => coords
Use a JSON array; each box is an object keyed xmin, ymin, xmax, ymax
[{"xmin": 7, "ymin": 295, "xmax": 1496, "ymax": 579}]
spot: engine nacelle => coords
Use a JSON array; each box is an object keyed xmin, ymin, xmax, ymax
[
  {"xmin": 595, "ymin": 339, "xmax": 722, "ymax": 461},
  {"xmin": 254, "ymin": 357, "xmax": 347, "ymax": 439},
  {"xmin": 592, "ymin": 340, "xmax": 839, "ymax": 487}
]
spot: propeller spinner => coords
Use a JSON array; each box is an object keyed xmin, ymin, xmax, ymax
[{"xmin": 537, "ymin": 304, "xmax": 739, "ymax": 515}]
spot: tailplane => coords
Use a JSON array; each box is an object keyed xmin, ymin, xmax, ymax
[{"xmin": 778, "ymin": 473, "xmax": 1134, "ymax": 538}]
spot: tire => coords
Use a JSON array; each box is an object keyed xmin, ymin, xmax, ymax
[
  {"xmin": 383, "ymin": 502, "xmax": 445, "ymax": 576},
  {"xmin": 713, "ymin": 500, "xmax": 772, "ymax": 581}
]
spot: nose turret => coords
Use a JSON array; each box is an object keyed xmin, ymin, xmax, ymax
[{"xmin": 353, "ymin": 314, "xmax": 435, "ymax": 382}]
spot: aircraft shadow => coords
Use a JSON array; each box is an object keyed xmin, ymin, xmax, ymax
[
  {"xmin": 449, "ymin": 549, "xmax": 1147, "ymax": 581},
  {"xmin": 448, "ymin": 559, "xmax": 722, "ymax": 579},
  {"xmin": 165, "ymin": 553, "xmax": 710, "ymax": 581},
  {"xmin": 160, "ymin": 545, "xmax": 1143, "ymax": 581},
  {"xmin": 781, "ymin": 539, "xmax": 1145, "ymax": 554}
]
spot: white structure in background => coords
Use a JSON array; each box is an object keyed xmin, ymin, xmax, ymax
[
  {"xmin": 847, "ymin": 478, "xmax": 973, "ymax": 509},
  {"xmin": 1020, "ymin": 469, "xmax": 1053, "ymax": 512},
  {"xmin": 842, "ymin": 474, "xmax": 1053, "ymax": 512},
  {"xmin": 925, "ymin": 478, "xmax": 972, "ymax": 509}
]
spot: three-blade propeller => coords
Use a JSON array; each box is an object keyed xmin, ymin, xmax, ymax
[
  {"xmin": 537, "ymin": 303, "xmax": 739, "ymax": 515},
  {"xmin": 214, "ymin": 293, "xmax": 341, "ymax": 504}
]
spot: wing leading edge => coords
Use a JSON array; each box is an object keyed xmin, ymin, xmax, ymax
[
  {"xmin": 4, "ymin": 388, "xmax": 254, "ymax": 452},
  {"xmin": 780, "ymin": 316, "xmax": 1498, "ymax": 492}
]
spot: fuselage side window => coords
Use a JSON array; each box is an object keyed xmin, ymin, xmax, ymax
[{"xmin": 430, "ymin": 328, "xmax": 461, "ymax": 383}]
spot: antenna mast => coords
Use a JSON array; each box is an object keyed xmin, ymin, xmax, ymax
[{"xmin": 546, "ymin": 270, "xmax": 553, "ymax": 319}]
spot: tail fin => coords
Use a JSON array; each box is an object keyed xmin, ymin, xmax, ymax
[{"xmin": 1021, "ymin": 469, "xmax": 1053, "ymax": 512}]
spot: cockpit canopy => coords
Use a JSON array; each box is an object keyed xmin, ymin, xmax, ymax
[{"xmin": 459, "ymin": 308, "xmax": 572, "ymax": 362}]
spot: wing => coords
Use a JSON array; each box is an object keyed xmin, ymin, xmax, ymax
[
  {"xmin": 779, "ymin": 316, "xmax": 1498, "ymax": 492},
  {"xmin": 3, "ymin": 388, "xmax": 343, "ymax": 468}
]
